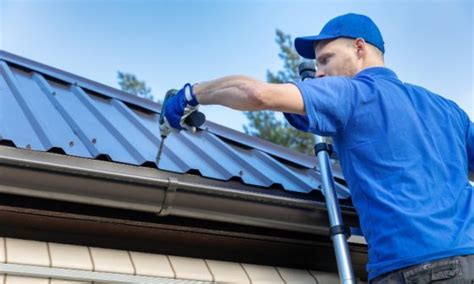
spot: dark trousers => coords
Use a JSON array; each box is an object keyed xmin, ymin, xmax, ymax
[{"xmin": 371, "ymin": 255, "xmax": 474, "ymax": 283}]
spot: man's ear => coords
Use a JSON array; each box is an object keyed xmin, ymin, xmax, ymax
[{"xmin": 354, "ymin": 38, "xmax": 366, "ymax": 58}]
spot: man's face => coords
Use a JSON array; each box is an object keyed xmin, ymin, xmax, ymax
[{"xmin": 314, "ymin": 38, "xmax": 359, "ymax": 77}]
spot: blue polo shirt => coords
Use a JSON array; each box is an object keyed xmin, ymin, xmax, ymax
[{"xmin": 284, "ymin": 67, "xmax": 474, "ymax": 280}]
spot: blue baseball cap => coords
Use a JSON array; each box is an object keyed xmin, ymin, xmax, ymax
[{"xmin": 294, "ymin": 13, "xmax": 385, "ymax": 59}]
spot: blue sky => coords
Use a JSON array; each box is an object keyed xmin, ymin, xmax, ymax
[{"xmin": 1, "ymin": 0, "xmax": 473, "ymax": 131}]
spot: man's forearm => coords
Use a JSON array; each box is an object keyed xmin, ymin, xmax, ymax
[{"xmin": 193, "ymin": 76, "xmax": 267, "ymax": 111}]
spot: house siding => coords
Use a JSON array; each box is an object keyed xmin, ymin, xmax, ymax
[{"xmin": 0, "ymin": 237, "xmax": 341, "ymax": 283}]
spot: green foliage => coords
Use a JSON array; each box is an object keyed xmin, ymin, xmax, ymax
[
  {"xmin": 243, "ymin": 111, "xmax": 315, "ymax": 155},
  {"xmin": 243, "ymin": 29, "xmax": 315, "ymax": 155},
  {"xmin": 266, "ymin": 29, "xmax": 301, "ymax": 84},
  {"xmin": 117, "ymin": 71, "xmax": 154, "ymax": 101}
]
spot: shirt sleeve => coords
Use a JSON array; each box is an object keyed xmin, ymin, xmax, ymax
[
  {"xmin": 284, "ymin": 76, "xmax": 356, "ymax": 136},
  {"xmin": 468, "ymin": 121, "xmax": 474, "ymax": 172}
]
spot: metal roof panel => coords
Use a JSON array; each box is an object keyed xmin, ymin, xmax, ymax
[{"xmin": 0, "ymin": 50, "xmax": 350, "ymax": 199}]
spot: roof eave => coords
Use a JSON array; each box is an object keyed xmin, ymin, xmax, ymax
[{"xmin": 0, "ymin": 146, "xmax": 359, "ymax": 235}]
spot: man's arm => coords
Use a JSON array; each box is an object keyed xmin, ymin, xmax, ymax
[
  {"xmin": 469, "ymin": 171, "xmax": 474, "ymax": 182},
  {"xmin": 193, "ymin": 75, "xmax": 305, "ymax": 115}
]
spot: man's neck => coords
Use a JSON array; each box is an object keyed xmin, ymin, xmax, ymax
[{"xmin": 358, "ymin": 58, "xmax": 385, "ymax": 73}]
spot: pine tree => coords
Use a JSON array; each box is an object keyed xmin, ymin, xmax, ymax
[
  {"xmin": 117, "ymin": 71, "xmax": 154, "ymax": 101},
  {"xmin": 243, "ymin": 29, "xmax": 315, "ymax": 155}
]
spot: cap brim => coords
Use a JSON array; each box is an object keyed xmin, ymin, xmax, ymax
[{"xmin": 294, "ymin": 34, "xmax": 338, "ymax": 59}]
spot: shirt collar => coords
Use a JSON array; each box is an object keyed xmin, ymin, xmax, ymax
[{"xmin": 355, "ymin": 66, "xmax": 398, "ymax": 79}]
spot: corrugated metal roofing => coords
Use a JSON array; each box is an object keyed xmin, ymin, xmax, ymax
[{"xmin": 0, "ymin": 50, "xmax": 350, "ymax": 198}]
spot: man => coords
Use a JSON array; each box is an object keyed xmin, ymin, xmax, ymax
[{"xmin": 164, "ymin": 13, "xmax": 474, "ymax": 282}]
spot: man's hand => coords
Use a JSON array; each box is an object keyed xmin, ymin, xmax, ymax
[{"xmin": 163, "ymin": 83, "xmax": 199, "ymax": 131}]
